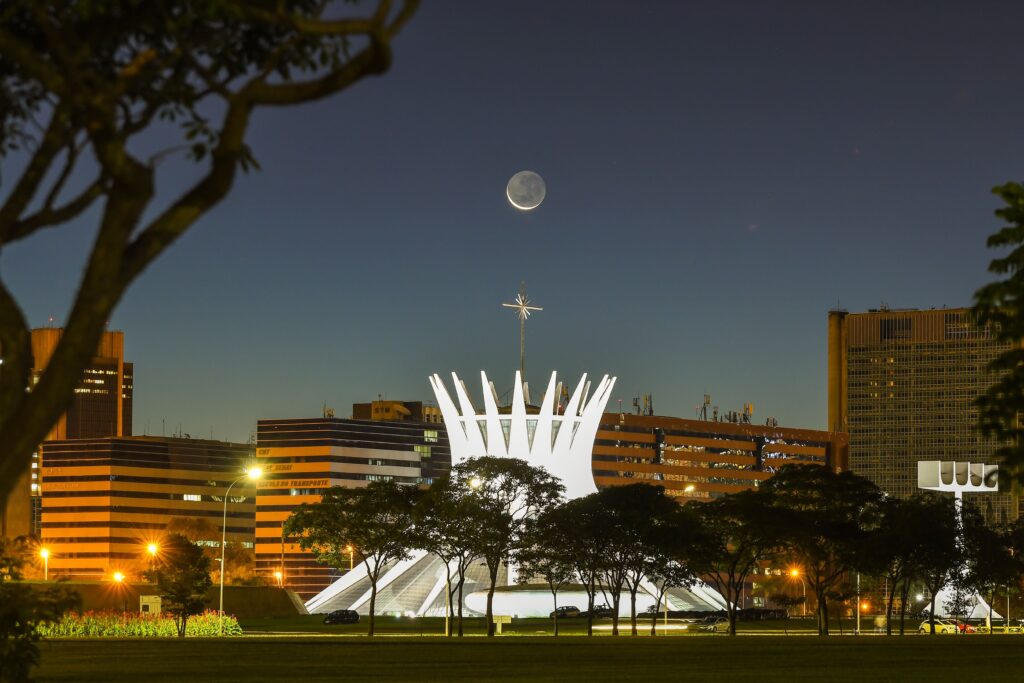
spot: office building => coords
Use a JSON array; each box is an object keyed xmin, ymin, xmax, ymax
[
  {"xmin": 39, "ymin": 436, "xmax": 255, "ymax": 580},
  {"xmin": 254, "ymin": 416, "xmax": 449, "ymax": 600},
  {"xmin": 592, "ymin": 412, "xmax": 848, "ymax": 501},
  {"xmin": 1, "ymin": 328, "xmax": 132, "ymax": 539},
  {"xmin": 828, "ymin": 307, "xmax": 1018, "ymax": 523}
]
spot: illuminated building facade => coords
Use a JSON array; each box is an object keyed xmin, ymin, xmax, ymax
[
  {"xmin": 254, "ymin": 416, "xmax": 449, "ymax": 601},
  {"xmin": 592, "ymin": 413, "xmax": 848, "ymax": 501},
  {"xmin": 1, "ymin": 328, "xmax": 132, "ymax": 539},
  {"xmin": 828, "ymin": 307, "xmax": 1019, "ymax": 523},
  {"xmin": 38, "ymin": 436, "xmax": 254, "ymax": 580}
]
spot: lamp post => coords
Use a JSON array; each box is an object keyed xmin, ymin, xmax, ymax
[
  {"xmin": 789, "ymin": 568, "xmax": 806, "ymax": 616},
  {"xmin": 39, "ymin": 548, "xmax": 49, "ymax": 581},
  {"xmin": 113, "ymin": 571, "xmax": 127, "ymax": 614},
  {"xmin": 345, "ymin": 544, "xmax": 354, "ymax": 572},
  {"xmin": 274, "ymin": 570, "xmax": 283, "ymax": 588},
  {"xmin": 219, "ymin": 466, "xmax": 261, "ymax": 635}
]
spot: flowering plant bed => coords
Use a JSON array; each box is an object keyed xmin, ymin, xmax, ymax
[{"xmin": 39, "ymin": 610, "xmax": 243, "ymax": 638}]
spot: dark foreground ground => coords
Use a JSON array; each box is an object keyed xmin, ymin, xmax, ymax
[{"xmin": 35, "ymin": 636, "xmax": 1024, "ymax": 683}]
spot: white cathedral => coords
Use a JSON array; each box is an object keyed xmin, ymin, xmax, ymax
[{"xmin": 304, "ymin": 370, "xmax": 725, "ymax": 617}]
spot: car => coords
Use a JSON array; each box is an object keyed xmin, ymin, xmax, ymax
[
  {"xmin": 323, "ymin": 609, "xmax": 360, "ymax": 625},
  {"xmin": 918, "ymin": 619, "xmax": 974, "ymax": 634},
  {"xmin": 584, "ymin": 604, "xmax": 616, "ymax": 619},
  {"xmin": 549, "ymin": 606, "xmax": 581, "ymax": 619},
  {"xmin": 700, "ymin": 616, "xmax": 729, "ymax": 632}
]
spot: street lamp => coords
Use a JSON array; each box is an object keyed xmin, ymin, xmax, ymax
[
  {"xmin": 274, "ymin": 570, "xmax": 283, "ymax": 588},
  {"xmin": 39, "ymin": 548, "xmax": 49, "ymax": 581},
  {"xmin": 219, "ymin": 466, "xmax": 261, "ymax": 635},
  {"xmin": 788, "ymin": 568, "xmax": 806, "ymax": 616},
  {"xmin": 345, "ymin": 544, "xmax": 354, "ymax": 572},
  {"xmin": 469, "ymin": 476, "xmax": 483, "ymax": 490},
  {"xmin": 146, "ymin": 543, "xmax": 159, "ymax": 558}
]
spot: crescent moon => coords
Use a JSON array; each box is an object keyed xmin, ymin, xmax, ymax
[{"xmin": 506, "ymin": 171, "xmax": 546, "ymax": 211}]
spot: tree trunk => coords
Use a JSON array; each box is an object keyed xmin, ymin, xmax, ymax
[
  {"xmin": 485, "ymin": 563, "xmax": 499, "ymax": 637},
  {"xmin": 368, "ymin": 581, "xmax": 377, "ymax": 637},
  {"xmin": 177, "ymin": 614, "xmax": 187, "ymax": 638},
  {"xmin": 886, "ymin": 577, "xmax": 897, "ymax": 636},
  {"xmin": 818, "ymin": 590, "xmax": 829, "ymax": 636},
  {"xmin": 586, "ymin": 577, "xmax": 595, "ymax": 637},
  {"xmin": 898, "ymin": 579, "xmax": 910, "ymax": 636},
  {"xmin": 629, "ymin": 586, "xmax": 638, "ymax": 636},
  {"xmin": 457, "ymin": 575, "xmax": 465, "ymax": 637},
  {"xmin": 650, "ymin": 590, "xmax": 661, "ymax": 636},
  {"xmin": 611, "ymin": 588, "xmax": 621, "ymax": 636},
  {"xmin": 551, "ymin": 587, "xmax": 559, "ymax": 637},
  {"xmin": 928, "ymin": 592, "xmax": 937, "ymax": 634}
]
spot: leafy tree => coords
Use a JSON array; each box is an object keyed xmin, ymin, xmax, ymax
[
  {"xmin": 597, "ymin": 484, "xmax": 678, "ymax": 636},
  {"xmin": 143, "ymin": 534, "xmax": 212, "ymax": 638},
  {"xmin": 414, "ymin": 477, "xmax": 484, "ymax": 637},
  {"xmin": 0, "ymin": 539, "xmax": 78, "ymax": 682},
  {"xmin": 453, "ymin": 457, "xmax": 563, "ymax": 637},
  {"xmin": 690, "ymin": 488, "xmax": 779, "ymax": 636},
  {"xmin": 285, "ymin": 481, "xmax": 419, "ymax": 637},
  {"xmin": 643, "ymin": 505, "xmax": 702, "ymax": 636},
  {"xmin": 164, "ymin": 517, "xmax": 254, "ymax": 585},
  {"xmin": 962, "ymin": 506, "xmax": 1024, "ymax": 633},
  {"xmin": 974, "ymin": 181, "xmax": 1024, "ymax": 480},
  {"xmin": 514, "ymin": 507, "xmax": 576, "ymax": 636},
  {"xmin": 549, "ymin": 493, "xmax": 610, "ymax": 637},
  {"xmin": 762, "ymin": 464, "xmax": 883, "ymax": 636},
  {"xmin": 905, "ymin": 495, "xmax": 961, "ymax": 635},
  {"xmin": 863, "ymin": 495, "xmax": 948, "ymax": 635},
  {"xmin": 0, "ymin": 0, "xmax": 419, "ymax": 509}
]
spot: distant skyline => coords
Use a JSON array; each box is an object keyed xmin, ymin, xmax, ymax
[{"xmin": 4, "ymin": 1, "xmax": 1023, "ymax": 442}]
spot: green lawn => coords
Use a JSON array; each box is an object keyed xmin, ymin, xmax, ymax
[{"xmin": 34, "ymin": 635, "xmax": 1024, "ymax": 682}]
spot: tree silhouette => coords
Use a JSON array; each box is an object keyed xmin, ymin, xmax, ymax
[{"xmin": 0, "ymin": 0, "xmax": 419, "ymax": 507}]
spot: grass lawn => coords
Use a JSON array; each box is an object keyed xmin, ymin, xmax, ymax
[{"xmin": 34, "ymin": 635, "xmax": 1024, "ymax": 682}]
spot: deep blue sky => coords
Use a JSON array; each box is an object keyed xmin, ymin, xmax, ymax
[{"xmin": 4, "ymin": 1, "xmax": 1024, "ymax": 442}]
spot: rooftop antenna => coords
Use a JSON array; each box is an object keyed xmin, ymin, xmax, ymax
[{"xmin": 502, "ymin": 282, "xmax": 542, "ymax": 379}]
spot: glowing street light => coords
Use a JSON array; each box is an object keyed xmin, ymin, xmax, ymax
[
  {"xmin": 146, "ymin": 543, "xmax": 159, "ymax": 557},
  {"xmin": 860, "ymin": 601, "xmax": 870, "ymax": 613},
  {"xmin": 345, "ymin": 544, "xmax": 354, "ymax": 572},
  {"xmin": 219, "ymin": 466, "xmax": 262, "ymax": 635},
  {"xmin": 469, "ymin": 476, "xmax": 483, "ymax": 490},
  {"xmin": 113, "ymin": 571, "xmax": 125, "ymax": 583},
  {"xmin": 274, "ymin": 570, "xmax": 283, "ymax": 588},
  {"xmin": 39, "ymin": 548, "xmax": 49, "ymax": 581},
  {"xmin": 788, "ymin": 567, "xmax": 806, "ymax": 616}
]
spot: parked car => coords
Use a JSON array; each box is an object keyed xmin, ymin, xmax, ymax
[
  {"xmin": 700, "ymin": 616, "xmax": 729, "ymax": 632},
  {"xmin": 550, "ymin": 606, "xmax": 581, "ymax": 619},
  {"xmin": 323, "ymin": 609, "xmax": 360, "ymax": 625},
  {"xmin": 584, "ymin": 604, "xmax": 616, "ymax": 619},
  {"xmin": 918, "ymin": 619, "xmax": 974, "ymax": 634}
]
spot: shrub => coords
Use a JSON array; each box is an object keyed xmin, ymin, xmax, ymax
[{"xmin": 38, "ymin": 610, "xmax": 242, "ymax": 638}]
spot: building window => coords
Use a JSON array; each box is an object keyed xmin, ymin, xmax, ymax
[
  {"xmin": 424, "ymin": 429, "xmax": 439, "ymax": 443},
  {"xmin": 183, "ymin": 494, "xmax": 201, "ymax": 502}
]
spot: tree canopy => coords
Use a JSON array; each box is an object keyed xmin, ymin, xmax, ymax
[
  {"xmin": 0, "ymin": 0, "xmax": 418, "ymax": 506},
  {"xmin": 974, "ymin": 181, "xmax": 1024, "ymax": 480},
  {"xmin": 285, "ymin": 480, "xmax": 419, "ymax": 636}
]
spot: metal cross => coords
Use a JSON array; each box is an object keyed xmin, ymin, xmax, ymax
[{"xmin": 502, "ymin": 283, "xmax": 542, "ymax": 378}]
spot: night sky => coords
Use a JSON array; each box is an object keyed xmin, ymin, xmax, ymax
[{"xmin": 4, "ymin": 1, "xmax": 1024, "ymax": 442}]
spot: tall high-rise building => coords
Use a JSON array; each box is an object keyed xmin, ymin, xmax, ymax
[
  {"xmin": 828, "ymin": 307, "xmax": 1018, "ymax": 523},
  {"xmin": 254, "ymin": 416, "xmax": 449, "ymax": 601},
  {"xmin": 1, "ymin": 328, "xmax": 132, "ymax": 539},
  {"xmin": 39, "ymin": 436, "xmax": 255, "ymax": 580}
]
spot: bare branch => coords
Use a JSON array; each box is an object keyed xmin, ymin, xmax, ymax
[
  {"xmin": 0, "ymin": 278, "xmax": 31, "ymax": 430},
  {"xmin": 118, "ymin": 97, "xmax": 254, "ymax": 286},
  {"xmin": 0, "ymin": 107, "xmax": 68, "ymax": 241},
  {"xmin": 4, "ymin": 178, "xmax": 107, "ymax": 244}
]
